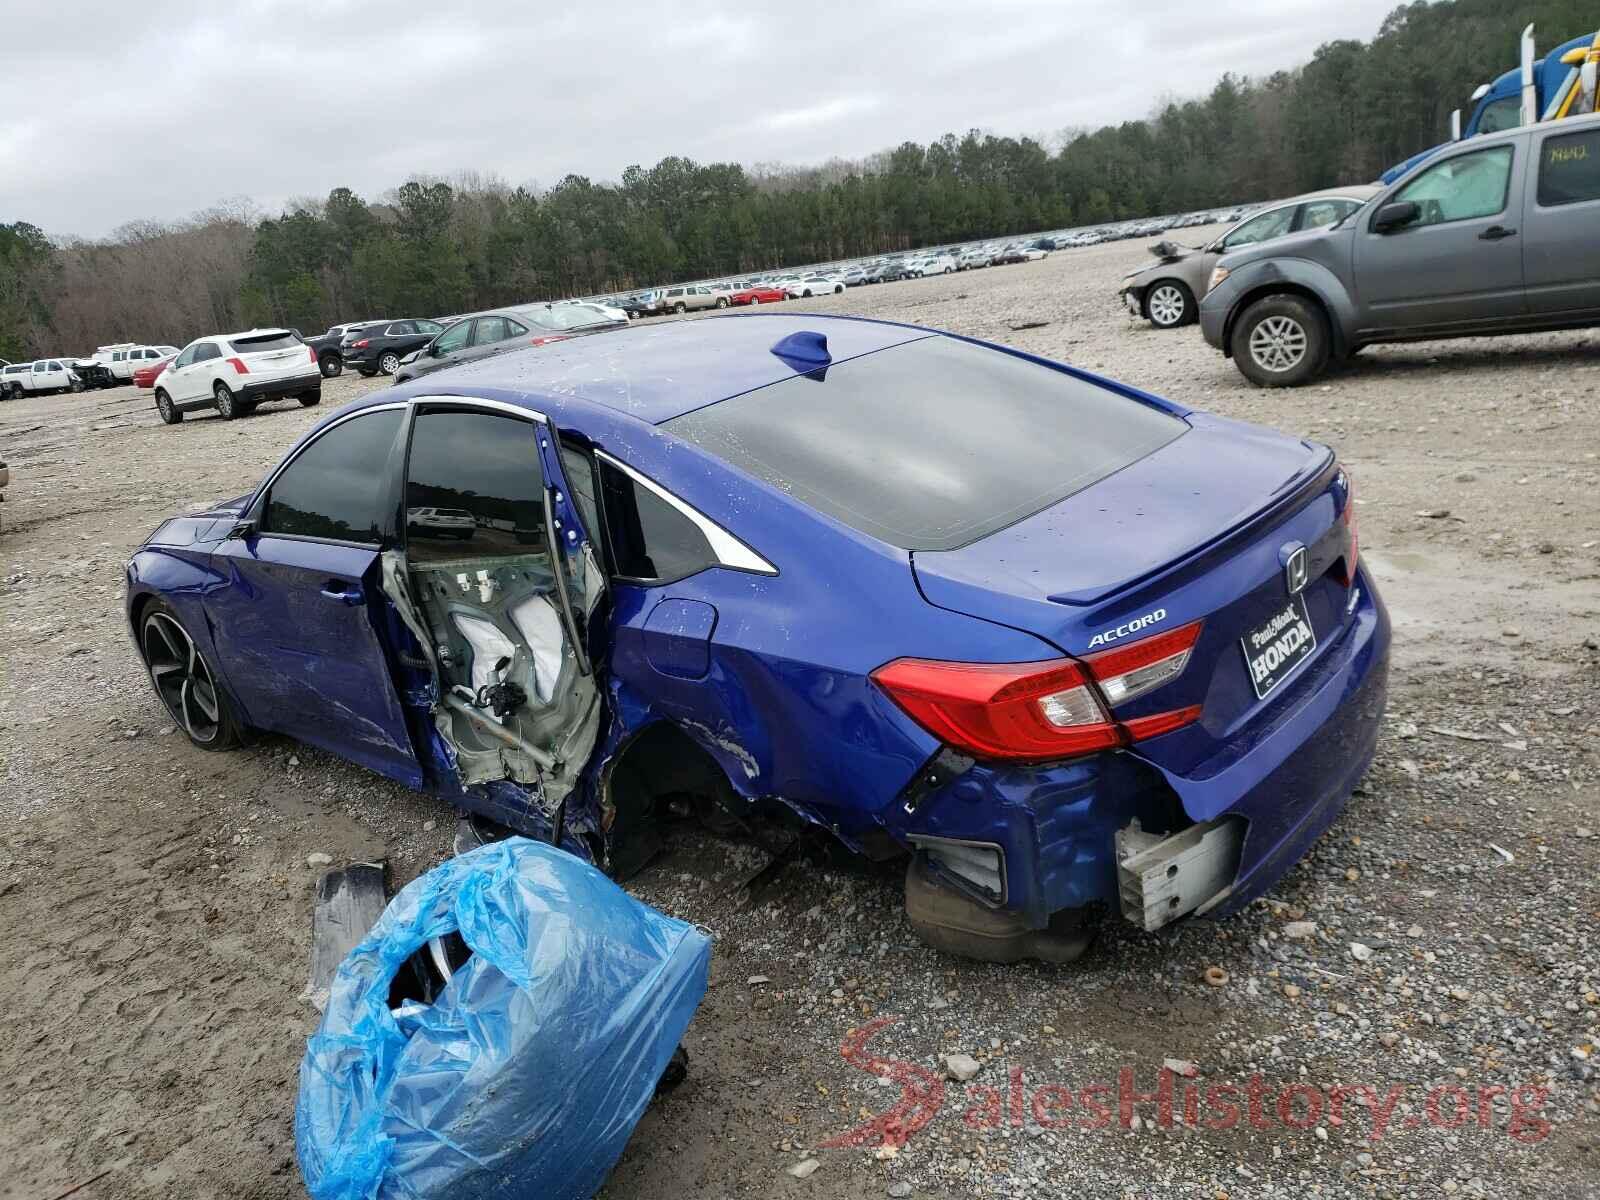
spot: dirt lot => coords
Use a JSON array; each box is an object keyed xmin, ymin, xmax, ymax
[{"xmin": 2, "ymin": 235, "xmax": 1598, "ymax": 1199}]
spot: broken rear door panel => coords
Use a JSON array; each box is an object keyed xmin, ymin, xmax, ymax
[{"xmin": 389, "ymin": 404, "xmax": 604, "ymax": 817}]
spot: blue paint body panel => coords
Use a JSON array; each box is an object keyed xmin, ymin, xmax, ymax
[{"xmin": 126, "ymin": 313, "xmax": 1390, "ymax": 934}]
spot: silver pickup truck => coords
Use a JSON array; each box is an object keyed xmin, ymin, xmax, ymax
[{"xmin": 1201, "ymin": 111, "xmax": 1600, "ymax": 386}]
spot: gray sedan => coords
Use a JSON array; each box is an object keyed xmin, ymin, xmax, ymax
[
  {"xmin": 395, "ymin": 303, "xmax": 627, "ymax": 384},
  {"xmin": 1117, "ymin": 185, "xmax": 1379, "ymax": 329}
]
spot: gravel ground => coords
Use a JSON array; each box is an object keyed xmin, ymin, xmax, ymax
[{"xmin": 1, "ymin": 232, "xmax": 1597, "ymax": 1199}]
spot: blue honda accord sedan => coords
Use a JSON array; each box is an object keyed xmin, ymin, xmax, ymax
[{"xmin": 125, "ymin": 313, "xmax": 1388, "ymax": 961}]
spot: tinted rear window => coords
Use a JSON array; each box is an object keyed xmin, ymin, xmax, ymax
[
  {"xmin": 231, "ymin": 333, "xmax": 300, "ymax": 353},
  {"xmin": 663, "ymin": 336, "xmax": 1185, "ymax": 551}
]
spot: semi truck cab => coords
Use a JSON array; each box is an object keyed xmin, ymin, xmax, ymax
[{"xmin": 1381, "ymin": 26, "xmax": 1600, "ymax": 183}]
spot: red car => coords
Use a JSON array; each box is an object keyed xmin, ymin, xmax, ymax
[
  {"xmin": 132, "ymin": 355, "xmax": 175, "ymax": 389},
  {"xmin": 730, "ymin": 285, "xmax": 788, "ymax": 306}
]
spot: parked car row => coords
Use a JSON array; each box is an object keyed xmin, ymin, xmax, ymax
[
  {"xmin": 0, "ymin": 342, "xmax": 182, "ymax": 398},
  {"xmin": 1117, "ymin": 111, "xmax": 1600, "ymax": 387}
]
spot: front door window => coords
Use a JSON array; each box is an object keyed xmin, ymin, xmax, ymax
[{"xmin": 1392, "ymin": 145, "xmax": 1514, "ymax": 228}]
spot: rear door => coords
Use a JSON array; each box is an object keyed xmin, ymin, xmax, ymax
[
  {"xmin": 1353, "ymin": 139, "xmax": 1526, "ymax": 332},
  {"xmin": 391, "ymin": 403, "xmax": 603, "ymax": 804},
  {"xmin": 207, "ymin": 404, "xmax": 423, "ymax": 785},
  {"xmin": 1522, "ymin": 123, "xmax": 1600, "ymax": 315}
]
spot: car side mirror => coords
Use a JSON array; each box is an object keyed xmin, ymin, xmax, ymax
[
  {"xmin": 227, "ymin": 518, "xmax": 256, "ymax": 540},
  {"xmin": 1373, "ymin": 201, "xmax": 1420, "ymax": 234}
]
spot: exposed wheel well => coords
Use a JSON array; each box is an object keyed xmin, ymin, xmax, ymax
[
  {"xmin": 606, "ymin": 720, "xmax": 740, "ymax": 822},
  {"xmin": 1223, "ymin": 284, "xmax": 1341, "ymax": 357},
  {"xmin": 602, "ymin": 720, "xmax": 744, "ymax": 876}
]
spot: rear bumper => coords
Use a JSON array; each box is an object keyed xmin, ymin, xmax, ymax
[
  {"xmin": 887, "ymin": 570, "xmax": 1390, "ymax": 929},
  {"xmin": 237, "ymin": 371, "xmax": 320, "ymax": 402}
]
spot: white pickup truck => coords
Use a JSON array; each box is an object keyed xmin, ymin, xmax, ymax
[
  {"xmin": 96, "ymin": 344, "xmax": 179, "ymax": 382},
  {"xmin": 1, "ymin": 359, "xmax": 83, "ymax": 398}
]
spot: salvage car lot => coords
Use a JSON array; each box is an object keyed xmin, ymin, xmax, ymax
[{"xmin": 1, "ymin": 230, "xmax": 1597, "ymax": 1198}]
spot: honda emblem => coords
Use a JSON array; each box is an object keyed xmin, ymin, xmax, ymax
[{"xmin": 1284, "ymin": 544, "xmax": 1309, "ymax": 595}]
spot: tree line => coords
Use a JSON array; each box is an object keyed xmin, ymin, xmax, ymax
[{"xmin": 2, "ymin": 0, "xmax": 1592, "ymax": 360}]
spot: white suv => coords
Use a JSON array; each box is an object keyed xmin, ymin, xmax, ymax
[{"xmin": 152, "ymin": 329, "xmax": 321, "ymax": 424}]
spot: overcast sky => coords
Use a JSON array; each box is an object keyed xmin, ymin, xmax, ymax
[{"xmin": 4, "ymin": 0, "xmax": 1403, "ymax": 239}]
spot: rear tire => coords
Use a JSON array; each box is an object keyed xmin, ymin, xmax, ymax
[
  {"xmin": 155, "ymin": 390, "xmax": 182, "ymax": 424},
  {"xmin": 1230, "ymin": 294, "xmax": 1330, "ymax": 388},
  {"xmin": 673, "ymin": 302, "xmax": 687, "ymax": 314},
  {"xmin": 213, "ymin": 381, "xmax": 239, "ymax": 419},
  {"xmin": 319, "ymin": 353, "xmax": 342, "ymax": 378},
  {"xmin": 299, "ymin": 391, "xmax": 321, "ymax": 406},
  {"xmin": 715, "ymin": 296, "xmax": 729, "ymax": 308}
]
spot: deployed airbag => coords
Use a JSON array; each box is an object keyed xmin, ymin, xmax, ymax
[{"xmin": 295, "ymin": 837, "xmax": 711, "ymax": 1200}]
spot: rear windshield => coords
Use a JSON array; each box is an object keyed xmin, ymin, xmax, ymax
[
  {"xmin": 230, "ymin": 333, "xmax": 300, "ymax": 353},
  {"xmin": 663, "ymin": 336, "xmax": 1186, "ymax": 551}
]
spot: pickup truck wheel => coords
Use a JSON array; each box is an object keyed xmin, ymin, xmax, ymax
[
  {"xmin": 1231, "ymin": 295, "xmax": 1329, "ymax": 388},
  {"xmin": 673, "ymin": 302, "xmax": 687, "ymax": 314},
  {"xmin": 154, "ymin": 389, "xmax": 182, "ymax": 425},
  {"xmin": 1145, "ymin": 281, "xmax": 1195, "ymax": 329},
  {"xmin": 319, "ymin": 353, "xmax": 342, "ymax": 378},
  {"xmin": 378, "ymin": 352, "xmax": 400, "ymax": 375},
  {"xmin": 213, "ymin": 382, "xmax": 239, "ymax": 419}
]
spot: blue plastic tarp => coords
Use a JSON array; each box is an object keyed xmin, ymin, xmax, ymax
[{"xmin": 295, "ymin": 837, "xmax": 711, "ymax": 1200}]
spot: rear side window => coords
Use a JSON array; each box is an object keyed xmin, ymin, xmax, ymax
[
  {"xmin": 664, "ymin": 336, "xmax": 1185, "ymax": 551},
  {"xmin": 194, "ymin": 343, "xmax": 222, "ymax": 363},
  {"xmin": 387, "ymin": 321, "xmax": 416, "ymax": 336},
  {"xmin": 403, "ymin": 410, "xmax": 546, "ymax": 566},
  {"xmin": 230, "ymin": 333, "xmax": 299, "ymax": 353},
  {"xmin": 1537, "ymin": 129, "xmax": 1600, "ymax": 207},
  {"xmin": 472, "ymin": 316, "xmax": 515, "ymax": 346},
  {"xmin": 264, "ymin": 408, "xmax": 403, "ymax": 543},
  {"xmin": 597, "ymin": 460, "xmax": 715, "ymax": 583}
]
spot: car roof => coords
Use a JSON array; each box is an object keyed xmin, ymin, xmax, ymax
[{"xmin": 387, "ymin": 313, "xmax": 934, "ymax": 425}]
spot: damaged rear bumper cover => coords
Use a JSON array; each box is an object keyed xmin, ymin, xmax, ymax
[{"xmin": 888, "ymin": 579, "xmax": 1390, "ymax": 939}]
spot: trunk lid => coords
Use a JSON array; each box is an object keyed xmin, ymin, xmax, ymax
[{"xmin": 912, "ymin": 413, "xmax": 1355, "ymax": 767}]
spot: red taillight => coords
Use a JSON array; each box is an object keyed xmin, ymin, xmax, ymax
[
  {"xmin": 872, "ymin": 658, "xmax": 1119, "ymax": 761},
  {"xmin": 352, "ymin": 338, "xmax": 370, "ymax": 349},
  {"xmin": 1085, "ymin": 620, "xmax": 1203, "ymax": 707},
  {"xmin": 873, "ymin": 621, "xmax": 1204, "ymax": 762},
  {"xmin": 307, "ymin": 346, "xmax": 317, "ymax": 364},
  {"xmin": 1336, "ymin": 470, "xmax": 1359, "ymax": 586},
  {"xmin": 226, "ymin": 357, "xmax": 250, "ymax": 374}
]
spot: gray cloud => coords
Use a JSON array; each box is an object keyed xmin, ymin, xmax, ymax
[{"xmin": 3, "ymin": 0, "xmax": 1401, "ymax": 238}]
